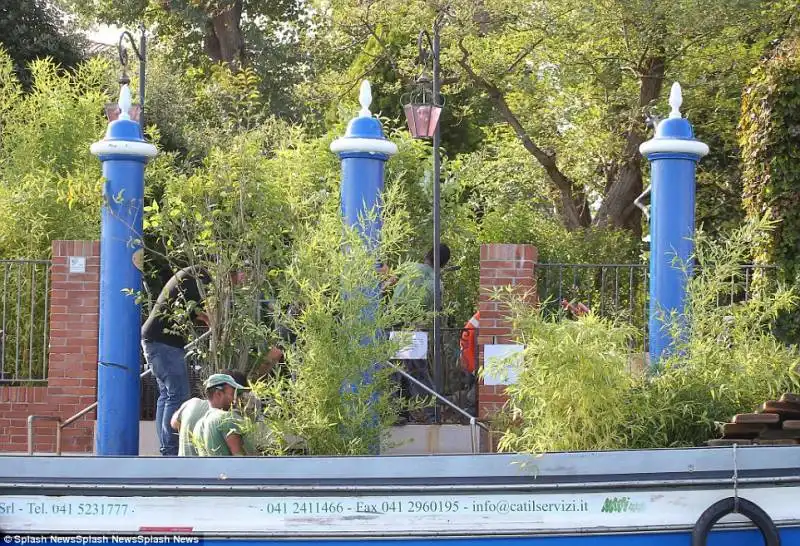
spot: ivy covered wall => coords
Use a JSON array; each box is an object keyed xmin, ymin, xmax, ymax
[{"xmin": 741, "ymin": 37, "xmax": 800, "ymax": 278}]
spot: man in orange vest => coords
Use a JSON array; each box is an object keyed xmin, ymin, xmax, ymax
[
  {"xmin": 459, "ymin": 311, "xmax": 480, "ymax": 374},
  {"xmin": 446, "ymin": 311, "xmax": 480, "ymax": 419}
]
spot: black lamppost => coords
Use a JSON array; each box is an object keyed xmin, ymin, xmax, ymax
[
  {"xmin": 104, "ymin": 24, "xmax": 147, "ymax": 124},
  {"xmin": 403, "ymin": 17, "xmax": 445, "ymax": 402}
]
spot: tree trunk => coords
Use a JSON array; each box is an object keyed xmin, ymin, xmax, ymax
[
  {"xmin": 202, "ymin": 0, "xmax": 245, "ymax": 67},
  {"xmin": 593, "ymin": 56, "xmax": 666, "ymax": 236},
  {"xmin": 457, "ymin": 44, "xmax": 591, "ymax": 230}
]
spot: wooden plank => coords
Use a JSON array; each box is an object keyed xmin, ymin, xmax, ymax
[
  {"xmin": 761, "ymin": 401, "xmax": 800, "ymax": 420},
  {"xmin": 780, "ymin": 393, "xmax": 800, "ymax": 404},
  {"xmin": 758, "ymin": 429, "xmax": 800, "ymax": 440},
  {"xmin": 706, "ymin": 439, "xmax": 752, "ymax": 446},
  {"xmin": 733, "ymin": 413, "xmax": 780, "ymax": 424},
  {"xmin": 783, "ymin": 420, "xmax": 800, "ymax": 430},
  {"xmin": 721, "ymin": 422, "xmax": 767, "ymax": 438}
]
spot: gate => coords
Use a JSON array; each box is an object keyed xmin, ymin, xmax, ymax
[{"xmin": 0, "ymin": 259, "xmax": 51, "ymax": 384}]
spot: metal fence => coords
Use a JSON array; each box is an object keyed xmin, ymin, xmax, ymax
[
  {"xmin": 536, "ymin": 262, "xmax": 777, "ymax": 351},
  {"xmin": 0, "ymin": 260, "xmax": 51, "ymax": 384},
  {"xmin": 537, "ymin": 263, "xmax": 649, "ymax": 348}
]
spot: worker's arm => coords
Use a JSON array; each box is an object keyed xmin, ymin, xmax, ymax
[
  {"xmin": 195, "ymin": 311, "xmax": 210, "ymax": 326},
  {"xmin": 225, "ymin": 433, "xmax": 245, "ymax": 456},
  {"xmin": 170, "ymin": 401, "xmax": 187, "ymax": 431},
  {"xmin": 254, "ymin": 346, "xmax": 283, "ymax": 379}
]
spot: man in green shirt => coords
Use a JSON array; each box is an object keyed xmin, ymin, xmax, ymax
[
  {"xmin": 171, "ymin": 369, "xmax": 249, "ymax": 456},
  {"xmin": 193, "ymin": 373, "xmax": 249, "ymax": 456},
  {"xmin": 171, "ymin": 396, "xmax": 209, "ymax": 456}
]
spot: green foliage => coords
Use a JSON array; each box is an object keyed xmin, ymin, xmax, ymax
[
  {"xmin": 314, "ymin": 0, "xmax": 784, "ymax": 232},
  {"xmin": 249, "ymin": 193, "xmax": 427, "ymax": 455},
  {"xmin": 740, "ymin": 36, "xmax": 800, "ymax": 339},
  {"xmin": 496, "ymin": 310, "xmax": 637, "ymax": 453},
  {"xmin": 59, "ymin": 0, "xmax": 305, "ymax": 117},
  {"xmin": 445, "ymin": 197, "xmax": 639, "ymax": 325},
  {"xmin": 0, "ymin": 51, "xmax": 111, "ymax": 258},
  {"xmin": 0, "ymin": 0, "xmax": 86, "ymax": 89},
  {"xmin": 0, "ymin": 51, "xmax": 113, "ymax": 380},
  {"xmin": 497, "ymin": 218, "xmax": 800, "ymax": 453},
  {"xmin": 140, "ymin": 114, "xmax": 432, "ymax": 454},
  {"xmin": 144, "ymin": 57, "xmax": 270, "ymax": 157}
]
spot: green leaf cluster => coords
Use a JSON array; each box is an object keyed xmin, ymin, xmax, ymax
[
  {"xmin": 0, "ymin": 0, "xmax": 86, "ymax": 90},
  {"xmin": 740, "ymin": 36, "xmax": 800, "ymax": 339},
  {"xmin": 0, "ymin": 50, "xmax": 113, "ymax": 259},
  {"xmin": 497, "ymin": 218, "xmax": 800, "ymax": 453}
]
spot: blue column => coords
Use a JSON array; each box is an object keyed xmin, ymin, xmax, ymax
[
  {"xmin": 640, "ymin": 83, "xmax": 708, "ymax": 367},
  {"xmin": 330, "ymin": 81, "xmax": 397, "ymax": 453},
  {"xmin": 90, "ymin": 86, "xmax": 158, "ymax": 455},
  {"xmin": 331, "ymin": 81, "xmax": 398, "ymax": 246}
]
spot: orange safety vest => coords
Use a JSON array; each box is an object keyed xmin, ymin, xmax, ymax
[{"xmin": 459, "ymin": 311, "xmax": 480, "ymax": 373}]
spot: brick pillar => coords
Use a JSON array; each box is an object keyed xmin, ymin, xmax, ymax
[
  {"xmin": 48, "ymin": 241, "xmax": 100, "ymax": 452},
  {"xmin": 477, "ymin": 244, "xmax": 537, "ymax": 446},
  {"xmin": 48, "ymin": 240, "xmax": 99, "ymax": 451},
  {"xmin": 1, "ymin": 241, "xmax": 100, "ymax": 453}
]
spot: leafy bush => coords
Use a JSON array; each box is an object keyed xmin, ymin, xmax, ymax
[
  {"xmin": 495, "ymin": 309, "xmax": 637, "ymax": 453},
  {"xmin": 740, "ymin": 36, "xmax": 800, "ymax": 342},
  {"xmin": 143, "ymin": 119, "xmax": 429, "ymax": 454},
  {"xmin": 0, "ymin": 51, "xmax": 112, "ymax": 258},
  {"xmin": 497, "ymin": 218, "xmax": 800, "ymax": 453},
  {"xmin": 250, "ymin": 192, "xmax": 427, "ymax": 455}
]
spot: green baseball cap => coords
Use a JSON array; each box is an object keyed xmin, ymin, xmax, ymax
[{"xmin": 204, "ymin": 373, "xmax": 248, "ymax": 391}]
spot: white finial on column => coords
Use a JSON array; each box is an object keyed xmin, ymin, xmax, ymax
[
  {"xmin": 668, "ymin": 82, "xmax": 682, "ymax": 119},
  {"xmin": 118, "ymin": 84, "xmax": 132, "ymax": 121},
  {"xmin": 359, "ymin": 80, "xmax": 372, "ymax": 118}
]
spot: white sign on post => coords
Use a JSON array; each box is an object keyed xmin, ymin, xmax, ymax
[
  {"xmin": 390, "ymin": 331, "xmax": 428, "ymax": 360},
  {"xmin": 483, "ymin": 344, "xmax": 524, "ymax": 385},
  {"xmin": 68, "ymin": 256, "xmax": 86, "ymax": 274}
]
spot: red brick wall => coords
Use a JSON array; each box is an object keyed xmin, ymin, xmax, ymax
[
  {"xmin": 0, "ymin": 240, "xmax": 99, "ymax": 453},
  {"xmin": 477, "ymin": 244, "xmax": 537, "ymax": 431}
]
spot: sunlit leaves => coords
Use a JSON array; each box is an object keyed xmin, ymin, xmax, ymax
[
  {"xmin": 497, "ymin": 218, "xmax": 800, "ymax": 453},
  {"xmin": 0, "ymin": 52, "xmax": 111, "ymax": 258}
]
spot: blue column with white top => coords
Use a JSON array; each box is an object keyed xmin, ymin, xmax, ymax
[
  {"xmin": 331, "ymin": 81, "xmax": 398, "ymax": 246},
  {"xmin": 640, "ymin": 83, "xmax": 709, "ymax": 367},
  {"xmin": 90, "ymin": 85, "xmax": 158, "ymax": 456},
  {"xmin": 330, "ymin": 81, "xmax": 397, "ymax": 453}
]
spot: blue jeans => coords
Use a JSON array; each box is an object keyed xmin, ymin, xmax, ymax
[{"xmin": 142, "ymin": 340, "xmax": 189, "ymax": 456}]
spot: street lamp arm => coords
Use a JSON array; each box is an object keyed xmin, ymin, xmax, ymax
[
  {"xmin": 118, "ymin": 31, "xmax": 144, "ymax": 66},
  {"xmin": 115, "ymin": 26, "xmax": 147, "ymax": 126}
]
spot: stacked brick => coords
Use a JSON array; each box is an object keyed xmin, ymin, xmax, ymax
[
  {"xmin": 476, "ymin": 243, "xmax": 537, "ymax": 424},
  {"xmin": 0, "ymin": 240, "xmax": 98, "ymax": 453},
  {"xmin": 707, "ymin": 393, "xmax": 800, "ymax": 446}
]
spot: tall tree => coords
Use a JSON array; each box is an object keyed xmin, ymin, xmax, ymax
[
  {"xmin": 58, "ymin": 0, "xmax": 305, "ymax": 116},
  {"xmin": 60, "ymin": 0, "xmax": 299, "ymax": 67},
  {"xmin": 311, "ymin": 0, "xmax": 784, "ymax": 235},
  {"xmin": 0, "ymin": 0, "xmax": 85, "ymax": 88}
]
